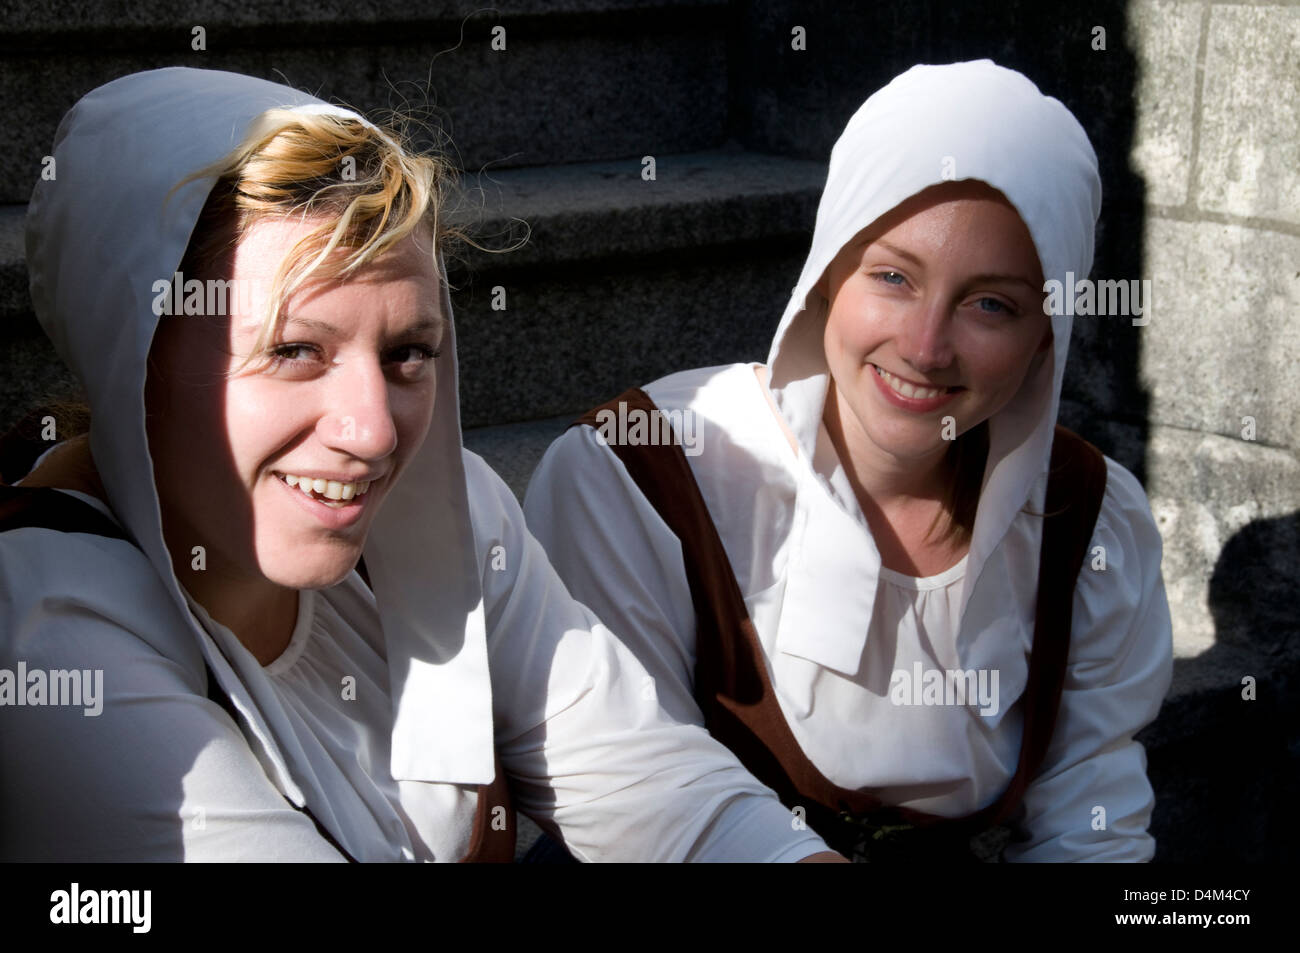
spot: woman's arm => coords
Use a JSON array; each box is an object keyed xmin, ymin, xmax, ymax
[
  {"xmin": 522, "ymin": 425, "xmax": 705, "ymax": 727},
  {"xmin": 1002, "ymin": 458, "xmax": 1175, "ymax": 862},
  {"xmin": 0, "ymin": 529, "xmax": 345, "ymax": 861},
  {"xmin": 475, "ymin": 450, "xmax": 832, "ymax": 861}
]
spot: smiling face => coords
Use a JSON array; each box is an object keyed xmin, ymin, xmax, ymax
[
  {"xmin": 146, "ymin": 216, "xmax": 443, "ymax": 599},
  {"xmin": 820, "ymin": 180, "xmax": 1050, "ymax": 483}
]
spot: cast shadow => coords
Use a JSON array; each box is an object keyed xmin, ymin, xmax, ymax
[{"xmin": 1144, "ymin": 511, "xmax": 1300, "ymax": 862}]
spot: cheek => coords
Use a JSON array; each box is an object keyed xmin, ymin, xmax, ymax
[
  {"xmin": 222, "ymin": 379, "xmax": 315, "ymax": 475},
  {"xmin": 149, "ymin": 376, "xmax": 224, "ymax": 481},
  {"xmin": 824, "ymin": 295, "xmax": 873, "ymax": 366},
  {"xmin": 147, "ymin": 326, "xmax": 240, "ymax": 480}
]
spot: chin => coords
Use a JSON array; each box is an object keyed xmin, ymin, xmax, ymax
[
  {"xmin": 259, "ymin": 548, "xmax": 361, "ymax": 591},
  {"xmin": 862, "ymin": 417, "xmax": 951, "ymax": 460}
]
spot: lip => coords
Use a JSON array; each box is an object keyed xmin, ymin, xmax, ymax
[
  {"xmin": 273, "ymin": 471, "xmax": 378, "ymax": 530},
  {"xmin": 869, "ymin": 363, "xmax": 962, "ymax": 412},
  {"xmin": 272, "ymin": 469, "xmax": 387, "ymax": 484}
]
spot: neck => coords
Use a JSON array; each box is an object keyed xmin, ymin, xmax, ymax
[
  {"xmin": 171, "ymin": 546, "xmax": 299, "ymax": 666},
  {"xmin": 823, "ymin": 382, "xmax": 953, "ymax": 508},
  {"xmin": 823, "ymin": 382, "xmax": 970, "ymax": 576}
]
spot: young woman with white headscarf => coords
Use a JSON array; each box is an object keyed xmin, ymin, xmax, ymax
[
  {"xmin": 525, "ymin": 60, "xmax": 1174, "ymax": 861},
  {"xmin": 0, "ymin": 67, "xmax": 840, "ymax": 862}
]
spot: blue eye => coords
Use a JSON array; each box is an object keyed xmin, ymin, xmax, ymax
[
  {"xmin": 872, "ymin": 271, "xmax": 907, "ymax": 286},
  {"xmin": 975, "ymin": 297, "xmax": 1019, "ymax": 315}
]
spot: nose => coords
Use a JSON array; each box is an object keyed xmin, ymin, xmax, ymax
[
  {"xmin": 896, "ymin": 295, "xmax": 956, "ymax": 373},
  {"xmin": 319, "ymin": 358, "xmax": 399, "ymax": 462}
]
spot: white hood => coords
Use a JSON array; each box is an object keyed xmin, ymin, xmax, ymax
[
  {"xmin": 25, "ymin": 67, "xmax": 495, "ymax": 790},
  {"xmin": 767, "ymin": 59, "xmax": 1101, "ymax": 627}
]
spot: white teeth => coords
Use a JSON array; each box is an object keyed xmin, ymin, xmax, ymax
[
  {"xmin": 875, "ymin": 365, "xmax": 945, "ymax": 400},
  {"xmin": 277, "ymin": 472, "xmax": 372, "ymax": 503}
]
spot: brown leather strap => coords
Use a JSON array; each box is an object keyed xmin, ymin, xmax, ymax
[
  {"xmin": 574, "ymin": 387, "xmax": 1107, "ymax": 855},
  {"xmin": 459, "ymin": 759, "xmax": 517, "ymax": 862},
  {"xmin": 961, "ymin": 422, "xmax": 1108, "ymax": 832},
  {"xmin": 0, "ymin": 483, "xmax": 518, "ymax": 863}
]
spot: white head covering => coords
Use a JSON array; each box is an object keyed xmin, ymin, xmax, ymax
[
  {"xmin": 767, "ymin": 60, "xmax": 1101, "ymax": 630},
  {"xmin": 25, "ymin": 67, "xmax": 495, "ymax": 790}
]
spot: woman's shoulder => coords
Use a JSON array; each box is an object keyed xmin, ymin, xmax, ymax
[
  {"xmin": 1095, "ymin": 453, "xmax": 1164, "ymax": 555},
  {"xmin": 461, "ymin": 447, "xmax": 522, "ymax": 529},
  {"xmin": 1066, "ymin": 451, "xmax": 1172, "ymax": 659},
  {"xmin": 0, "ymin": 497, "xmax": 205, "ymax": 676},
  {"xmin": 542, "ymin": 362, "xmax": 794, "ymax": 475},
  {"xmin": 642, "ymin": 361, "xmax": 755, "ymax": 401}
]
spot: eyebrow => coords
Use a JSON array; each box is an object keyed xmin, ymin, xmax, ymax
[
  {"xmin": 964, "ymin": 273, "xmax": 1042, "ymax": 292},
  {"xmin": 871, "ymin": 241, "xmax": 1040, "ymax": 292},
  {"xmin": 279, "ymin": 315, "xmax": 445, "ymax": 337},
  {"xmin": 872, "ymin": 240, "xmax": 925, "ymax": 268}
]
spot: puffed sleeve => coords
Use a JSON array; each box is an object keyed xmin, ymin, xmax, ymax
[
  {"xmin": 1002, "ymin": 458, "xmax": 1174, "ymax": 862},
  {"xmin": 0, "ymin": 529, "xmax": 345, "ymax": 861},
  {"xmin": 472, "ymin": 451, "xmax": 828, "ymax": 862}
]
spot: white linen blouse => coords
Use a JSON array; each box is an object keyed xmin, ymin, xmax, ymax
[{"xmin": 524, "ymin": 362, "xmax": 1175, "ymax": 862}]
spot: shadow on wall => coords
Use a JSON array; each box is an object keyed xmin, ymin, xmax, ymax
[{"xmin": 1144, "ymin": 512, "xmax": 1300, "ymax": 862}]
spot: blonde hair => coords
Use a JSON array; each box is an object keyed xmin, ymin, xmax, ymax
[{"xmin": 174, "ymin": 107, "xmax": 455, "ymax": 366}]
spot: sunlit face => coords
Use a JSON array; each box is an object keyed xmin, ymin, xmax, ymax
[
  {"xmin": 821, "ymin": 180, "xmax": 1051, "ymax": 473},
  {"xmin": 146, "ymin": 217, "xmax": 443, "ymax": 594}
]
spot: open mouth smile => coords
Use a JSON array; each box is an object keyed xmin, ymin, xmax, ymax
[
  {"xmin": 870, "ymin": 364, "xmax": 963, "ymax": 411},
  {"xmin": 275, "ymin": 472, "xmax": 373, "ymax": 509}
]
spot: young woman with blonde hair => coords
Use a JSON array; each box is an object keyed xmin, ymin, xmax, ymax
[{"xmin": 0, "ymin": 67, "xmax": 839, "ymax": 862}]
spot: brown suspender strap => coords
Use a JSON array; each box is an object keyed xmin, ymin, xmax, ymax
[
  {"xmin": 0, "ymin": 483, "xmax": 516, "ymax": 863},
  {"xmin": 573, "ymin": 387, "xmax": 1108, "ymax": 857},
  {"xmin": 459, "ymin": 759, "xmax": 516, "ymax": 862},
  {"xmin": 961, "ymin": 421, "xmax": 1109, "ymax": 833}
]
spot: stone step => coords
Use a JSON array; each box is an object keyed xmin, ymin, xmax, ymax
[
  {"xmin": 0, "ymin": 0, "xmax": 730, "ymax": 202},
  {"xmin": 445, "ymin": 148, "xmax": 828, "ymax": 428},
  {"xmin": 0, "ymin": 0, "xmax": 724, "ymax": 39}
]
